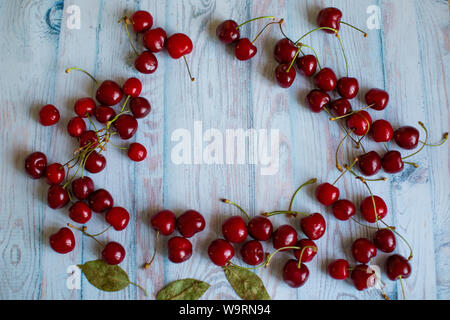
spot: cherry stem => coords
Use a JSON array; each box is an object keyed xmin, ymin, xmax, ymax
[
  {"xmin": 324, "ymin": 107, "xmax": 362, "ymax": 149},
  {"xmin": 236, "ymin": 16, "xmax": 275, "ymax": 29},
  {"xmin": 128, "ymin": 281, "xmax": 148, "ymax": 297},
  {"xmin": 143, "ymin": 231, "xmax": 159, "ymax": 269},
  {"xmin": 350, "ymin": 217, "xmax": 393, "ymax": 230},
  {"xmin": 286, "ymin": 46, "xmax": 301, "ymax": 73},
  {"xmin": 251, "ymin": 19, "xmax": 284, "ymax": 44},
  {"xmin": 402, "ymin": 122, "xmax": 428, "ymax": 160},
  {"xmin": 300, "ymin": 43, "xmax": 322, "ymax": 70},
  {"xmin": 329, "ymin": 104, "xmax": 374, "ymax": 121},
  {"xmin": 221, "ymin": 199, "xmax": 250, "ymax": 221},
  {"xmin": 399, "ymin": 276, "xmax": 406, "ymax": 300},
  {"xmin": 335, "ymin": 129, "xmax": 354, "ymax": 172},
  {"xmin": 340, "ymin": 21, "xmax": 368, "ymax": 37},
  {"xmin": 263, "ymin": 210, "xmax": 309, "ymax": 218},
  {"xmin": 183, "ymin": 55, "xmax": 195, "ymax": 82},
  {"xmin": 296, "ymin": 245, "xmax": 317, "ymax": 269},
  {"xmin": 295, "ymin": 27, "xmax": 338, "ymax": 43},
  {"xmin": 67, "ymin": 223, "xmax": 105, "ymax": 248},
  {"xmin": 264, "ymin": 246, "xmax": 301, "ymax": 267},
  {"xmin": 288, "ymin": 178, "xmax": 318, "ymax": 212},
  {"xmin": 65, "ymin": 67, "xmax": 98, "ymax": 84},
  {"xmin": 333, "ymin": 158, "xmax": 358, "ymax": 185},
  {"xmin": 379, "ymin": 220, "xmax": 413, "ymax": 260},
  {"xmin": 345, "ymin": 165, "xmax": 387, "ymax": 183},
  {"xmin": 419, "ymin": 132, "xmax": 448, "ymax": 147},
  {"xmin": 118, "ymin": 16, "xmax": 139, "ymax": 57},
  {"xmin": 336, "ymin": 33, "xmax": 349, "ymax": 77}
]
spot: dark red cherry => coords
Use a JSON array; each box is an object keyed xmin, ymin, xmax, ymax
[
  {"xmin": 114, "ymin": 114, "xmax": 138, "ymax": 140},
  {"xmin": 49, "ymin": 227, "xmax": 75, "ymax": 254},
  {"xmin": 293, "ymin": 239, "xmax": 317, "ymax": 263},
  {"xmin": 88, "ymin": 189, "xmax": 114, "ymax": 213},
  {"xmin": 346, "ymin": 110, "xmax": 372, "ymax": 136},
  {"xmin": 234, "ymin": 38, "xmax": 257, "ymax": 61},
  {"xmin": 275, "ymin": 64, "xmax": 296, "ymax": 88},
  {"xmin": 128, "ymin": 142, "xmax": 147, "ymax": 162},
  {"xmin": 168, "ymin": 236, "xmax": 192, "ymax": 263},
  {"xmin": 337, "ymin": 77, "xmax": 359, "ymax": 99},
  {"xmin": 332, "ymin": 199, "xmax": 356, "ymax": 221},
  {"xmin": 129, "ymin": 97, "xmax": 151, "ymax": 119},
  {"xmin": 394, "ymin": 126, "xmax": 420, "ymax": 150},
  {"xmin": 351, "ymin": 238, "xmax": 377, "ymax": 263},
  {"xmin": 216, "ymin": 20, "xmax": 240, "ymax": 44},
  {"xmin": 328, "ymin": 259, "xmax": 349, "ymax": 279},
  {"xmin": 94, "ymin": 105, "xmax": 116, "ymax": 124},
  {"xmin": 283, "ymin": 260, "xmax": 309, "ymax": 288},
  {"xmin": 330, "ymin": 98, "xmax": 352, "ymax": 116},
  {"xmin": 314, "ymin": 67, "xmax": 337, "ymax": 91},
  {"xmin": 373, "ymin": 229, "xmax": 396, "ymax": 253},
  {"xmin": 247, "ymin": 216, "xmax": 273, "ymax": 241},
  {"xmin": 306, "ymin": 89, "xmax": 330, "ymax": 113},
  {"xmin": 79, "ymin": 130, "xmax": 99, "ymax": 148},
  {"xmin": 208, "ymin": 239, "xmax": 234, "ymax": 266},
  {"xmin": 317, "ymin": 7, "xmax": 342, "ymax": 33},
  {"xmin": 381, "ymin": 150, "xmax": 404, "ymax": 173},
  {"xmin": 386, "ymin": 254, "xmax": 411, "ymax": 281},
  {"xmin": 102, "ymin": 242, "xmax": 125, "ymax": 265},
  {"xmin": 67, "ymin": 116, "xmax": 86, "ymax": 137},
  {"xmin": 74, "ymin": 97, "xmax": 96, "ymax": 118},
  {"xmin": 240, "ymin": 240, "xmax": 264, "ymax": 266},
  {"xmin": 47, "ymin": 185, "xmax": 69, "ymax": 209},
  {"xmin": 300, "ymin": 213, "xmax": 326, "ymax": 240},
  {"xmin": 222, "ymin": 216, "xmax": 248, "ymax": 243},
  {"xmin": 365, "ymin": 88, "xmax": 389, "ymax": 110},
  {"xmin": 272, "ymin": 225, "xmax": 298, "ymax": 250},
  {"xmin": 135, "ymin": 51, "xmax": 158, "ymax": 74},
  {"xmin": 358, "ymin": 151, "xmax": 381, "ymax": 176},
  {"xmin": 360, "ymin": 195, "xmax": 387, "ymax": 223},
  {"xmin": 351, "ymin": 265, "xmax": 377, "ymax": 291},
  {"xmin": 274, "ymin": 38, "xmax": 298, "ymax": 64},
  {"xmin": 315, "ymin": 183, "xmax": 339, "ymax": 206},
  {"xmin": 122, "ymin": 77, "xmax": 142, "ymax": 97},
  {"xmin": 84, "ymin": 151, "xmax": 106, "ymax": 173},
  {"xmin": 143, "ymin": 27, "xmax": 167, "ymax": 52},
  {"xmin": 105, "ymin": 207, "xmax": 130, "ymax": 231},
  {"xmin": 45, "ymin": 163, "xmax": 65, "ymax": 185},
  {"xmin": 296, "ymin": 54, "xmax": 317, "ymax": 77},
  {"xmin": 130, "ymin": 10, "xmax": 153, "ymax": 33},
  {"xmin": 96, "ymin": 80, "xmax": 123, "ymax": 106},
  {"xmin": 151, "ymin": 210, "xmax": 176, "ymax": 236},
  {"xmin": 371, "ymin": 119, "xmax": 394, "ymax": 142},
  {"xmin": 25, "ymin": 152, "xmax": 47, "ymax": 179},
  {"xmin": 166, "ymin": 33, "xmax": 193, "ymax": 59},
  {"xmin": 176, "ymin": 210, "xmax": 206, "ymax": 238},
  {"xmin": 39, "ymin": 104, "xmax": 60, "ymax": 126},
  {"xmin": 71, "ymin": 177, "xmax": 94, "ymax": 200},
  {"xmin": 69, "ymin": 201, "xmax": 92, "ymax": 224}
]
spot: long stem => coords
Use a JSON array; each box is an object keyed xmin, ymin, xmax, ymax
[
  {"xmin": 402, "ymin": 122, "xmax": 428, "ymax": 160},
  {"xmin": 336, "ymin": 33, "xmax": 349, "ymax": 77},
  {"xmin": 129, "ymin": 281, "xmax": 148, "ymax": 297},
  {"xmin": 296, "ymin": 245, "xmax": 317, "ymax": 268},
  {"xmin": 286, "ymin": 47, "xmax": 301, "ymax": 72},
  {"xmin": 300, "ymin": 43, "xmax": 322, "ymax": 70},
  {"xmin": 419, "ymin": 132, "xmax": 448, "ymax": 147},
  {"xmin": 67, "ymin": 223, "xmax": 105, "ymax": 248},
  {"xmin": 379, "ymin": 220, "xmax": 413, "ymax": 260},
  {"xmin": 251, "ymin": 19, "xmax": 284, "ymax": 44},
  {"xmin": 221, "ymin": 199, "xmax": 250, "ymax": 220},
  {"xmin": 118, "ymin": 17, "xmax": 139, "ymax": 56},
  {"xmin": 335, "ymin": 129, "xmax": 353, "ymax": 172},
  {"xmin": 340, "ymin": 21, "xmax": 368, "ymax": 37},
  {"xmin": 263, "ymin": 210, "xmax": 309, "ymax": 218},
  {"xmin": 143, "ymin": 231, "xmax": 160, "ymax": 269},
  {"xmin": 65, "ymin": 67, "xmax": 98, "ymax": 84},
  {"xmin": 399, "ymin": 276, "xmax": 406, "ymax": 300},
  {"xmin": 183, "ymin": 55, "xmax": 195, "ymax": 82},
  {"xmin": 324, "ymin": 107, "xmax": 361, "ymax": 148},
  {"xmin": 288, "ymin": 178, "xmax": 317, "ymax": 212},
  {"xmin": 236, "ymin": 16, "xmax": 275, "ymax": 29},
  {"xmin": 329, "ymin": 104, "xmax": 374, "ymax": 121},
  {"xmin": 265, "ymin": 246, "xmax": 301, "ymax": 267},
  {"xmin": 295, "ymin": 27, "xmax": 338, "ymax": 43}
]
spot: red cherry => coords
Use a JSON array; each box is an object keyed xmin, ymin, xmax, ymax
[
  {"xmin": 88, "ymin": 189, "xmax": 114, "ymax": 213},
  {"xmin": 332, "ymin": 199, "xmax": 356, "ymax": 221},
  {"xmin": 96, "ymin": 80, "xmax": 123, "ymax": 106},
  {"xmin": 102, "ymin": 242, "xmax": 125, "ymax": 265},
  {"xmin": 346, "ymin": 110, "xmax": 372, "ymax": 136},
  {"xmin": 105, "ymin": 207, "xmax": 130, "ymax": 231},
  {"xmin": 123, "ymin": 77, "xmax": 142, "ymax": 97},
  {"xmin": 234, "ymin": 38, "xmax": 257, "ymax": 61},
  {"xmin": 328, "ymin": 259, "xmax": 349, "ymax": 279},
  {"xmin": 135, "ymin": 51, "xmax": 158, "ymax": 74},
  {"xmin": 79, "ymin": 130, "xmax": 99, "ymax": 148},
  {"xmin": 130, "ymin": 10, "xmax": 153, "ymax": 33},
  {"xmin": 67, "ymin": 116, "xmax": 86, "ymax": 137},
  {"xmin": 394, "ymin": 126, "xmax": 420, "ymax": 150},
  {"xmin": 365, "ymin": 88, "xmax": 389, "ymax": 110},
  {"xmin": 274, "ymin": 38, "xmax": 298, "ymax": 64},
  {"xmin": 143, "ymin": 27, "xmax": 167, "ymax": 52},
  {"xmin": 300, "ymin": 213, "xmax": 326, "ymax": 240},
  {"xmin": 47, "ymin": 185, "xmax": 69, "ymax": 209},
  {"xmin": 25, "ymin": 152, "xmax": 47, "ymax": 179},
  {"xmin": 351, "ymin": 238, "xmax": 377, "ymax": 263},
  {"xmin": 49, "ymin": 227, "xmax": 75, "ymax": 254},
  {"xmin": 351, "ymin": 264, "xmax": 377, "ymax": 290},
  {"xmin": 84, "ymin": 151, "xmax": 106, "ymax": 173},
  {"xmin": 114, "ymin": 115, "xmax": 138, "ymax": 140},
  {"xmin": 222, "ymin": 216, "xmax": 248, "ymax": 243},
  {"xmin": 176, "ymin": 210, "xmax": 206, "ymax": 238},
  {"xmin": 168, "ymin": 236, "xmax": 193, "ymax": 263},
  {"xmin": 371, "ymin": 119, "xmax": 394, "ymax": 142},
  {"xmin": 71, "ymin": 177, "xmax": 94, "ymax": 200},
  {"xmin": 247, "ymin": 216, "xmax": 273, "ymax": 241},
  {"xmin": 306, "ymin": 89, "xmax": 330, "ymax": 113},
  {"xmin": 240, "ymin": 240, "xmax": 264, "ymax": 266},
  {"xmin": 317, "ymin": 7, "xmax": 342, "ymax": 33},
  {"xmin": 386, "ymin": 254, "xmax": 411, "ymax": 281},
  {"xmin": 315, "ymin": 183, "xmax": 339, "ymax": 206},
  {"xmin": 337, "ymin": 77, "xmax": 359, "ymax": 99},
  {"xmin": 166, "ymin": 33, "xmax": 193, "ymax": 59},
  {"xmin": 45, "ymin": 163, "xmax": 65, "ymax": 185},
  {"xmin": 94, "ymin": 105, "xmax": 116, "ymax": 124},
  {"xmin": 358, "ymin": 151, "xmax": 381, "ymax": 176},
  {"xmin": 330, "ymin": 98, "xmax": 352, "ymax": 117},
  {"xmin": 373, "ymin": 229, "xmax": 396, "ymax": 253},
  {"xmin": 74, "ymin": 97, "xmax": 96, "ymax": 118},
  {"xmin": 151, "ymin": 210, "xmax": 176, "ymax": 236},
  {"xmin": 296, "ymin": 54, "xmax": 317, "ymax": 76},
  {"xmin": 216, "ymin": 20, "xmax": 240, "ymax": 44},
  {"xmin": 208, "ymin": 239, "xmax": 234, "ymax": 266},
  {"xmin": 314, "ymin": 67, "xmax": 337, "ymax": 91},
  {"xmin": 39, "ymin": 104, "xmax": 60, "ymax": 126},
  {"xmin": 128, "ymin": 142, "xmax": 147, "ymax": 162},
  {"xmin": 293, "ymin": 239, "xmax": 317, "ymax": 263},
  {"xmin": 381, "ymin": 150, "xmax": 404, "ymax": 173},
  {"xmin": 275, "ymin": 64, "xmax": 296, "ymax": 88},
  {"xmin": 283, "ymin": 260, "xmax": 309, "ymax": 288},
  {"xmin": 69, "ymin": 201, "xmax": 92, "ymax": 224},
  {"xmin": 360, "ymin": 195, "xmax": 387, "ymax": 223},
  {"xmin": 272, "ymin": 225, "xmax": 298, "ymax": 250},
  {"xmin": 130, "ymin": 97, "xmax": 151, "ymax": 119}
]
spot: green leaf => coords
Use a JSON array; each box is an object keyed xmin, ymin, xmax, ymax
[
  {"xmin": 156, "ymin": 278, "xmax": 210, "ymax": 300},
  {"xmin": 223, "ymin": 265, "xmax": 271, "ymax": 300},
  {"xmin": 78, "ymin": 259, "xmax": 130, "ymax": 292}
]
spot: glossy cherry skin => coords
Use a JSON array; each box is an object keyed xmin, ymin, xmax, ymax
[
  {"xmin": 69, "ymin": 201, "xmax": 92, "ymax": 224},
  {"xmin": 394, "ymin": 126, "xmax": 420, "ymax": 150},
  {"xmin": 128, "ymin": 142, "xmax": 147, "ymax": 162},
  {"xmin": 45, "ymin": 163, "xmax": 65, "ymax": 185},
  {"xmin": 122, "ymin": 77, "xmax": 142, "ymax": 97},
  {"xmin": 330, "ymin": 98, "xmax": 352, "ymax": 116},
  {"xmin": 360, "ymin": 195, "xmax": 387, "ymax": 223},
  {"xmin": 365, "ymin": 88, "xmax": 389, "ymax": 111},
  {"xmin": 373, "ymin": 229, "xmax": 396, "ymax": 253},
  {"xmin": 352, "ymin": 238, "xmax": 377, "ymax": 263},
  {"xmin": 337, "ymin": 77, "xmax": 359, "ymax": 99},
  {"xmin": 332, "ymin": 199, "xmax": 356, "ymax": 221},
  {"xmin": 25, "ymin": 152, "xmax": 47, "ymax": 179},
  {"xmin": 283, "ymin": 260, "xmax": 309, "ymax": 288},
  {"xmin": 300, "ymin": 213, "xmax": 326, "ymax": 240},
  {"xmin": 274, "ymin": 38, "xmax": 298, "ymax": 64},
  {"xmin": 317, "ymin": 7, "xmax": 342, "ymax": 33},
  {"xmin": 96, "ymin": 80, "xmax": 123, "ymax": 106},
  {"xmin": 105, "ymin": 207, "xmax": 130, "ymax": 231},
  {"xmin": 293, "ymin": 239, "xmax": 317, "ymax": 263},
  {"xmin": 381, "ymin": 150, "xmax": 404, "ymax": 173},
  {"xmin": 371, "ymin": 119, "xmax": 394, "ymax": 142},
  {"xmin": 71, "ymin": 177, "xmax": 94, "ymax": 200},
  {"xmin": 67, "ymin": 116, "xmax": 86, "ymax": 137},
  {"xmin": 166, "ymin": 33, "xmax": 193, "ymax": 59},
  {"xmin": 39, "ymin": 104, "xmax": 60, "ymax": 126},
  {"xmin": 176, "ymin": 210, "xmax": 206, "ymax": 238},
  {"xmin": 79, "ymin": 130, "xmax": 99, "ymax": 148},
  {"xmin": 102, "ymin": 242, "xmax": 125, "ymax": 265},
  {"xmin": 296, "ymin": 54, "xmax": 317, "ymax": 77},
  {"xmin": 130, "ymin": 10, "xmax": 153, "ymax": 33},
  {"xmin": 275, "ymin": 64, "xmax": 296, "ymax": 88},
  {"xmin": 88, "ymin": 189, "xmax": 114, "ymax": 213},
  {"xmin": 247, "ymin": 216, "xmax": 273, "ymax": 241},
  {"xmin": 208, "ymin": 239, "xmax": 234, "ymax": 266},
  {"xmin": 49, "ymin": 227, "xmax": 75, "ymax": 254},
  {"xmin": 240, "ymin": 240, "xmax": 264, "ymax": 266},
  {"xmin": 135, "ymin": 51, "xmax": 158, "ymax": 74},
  {"xmin": 328, "ymin": 259, "xmax": 349, "ymax": 280},
  {"xmin": 386, "ymin": 254, "xmax": 411, "ymax": 281},
  {"xmin": 151, "ymin": 210, "xmax": 176, "ymax": 236},
  {"xmin": 47, "ymin": 185, "xmax": 69, "ymax": 209},
  {"xmin": 306, "ymin": 89, "xmax": 330, "ymax": 113},
  {"xmin": 84, "ymin": 151, "xmax": 106, "ymax": 173},
  {"xmin": 216, "ymin": 20, "xmax": 240, "ymax": 44},
  {"xmin": 168, "ymin": 236, "xmax": 192, "ymax": 263},
  {"xmin": 234, "ymin": 38, "xmax": 257, "ymax": 61},
  {"xmin": 94, "ymin": 105, "xmax": 116, "ymax": 124},
  {"xmin": 272, "ymin": 225, "xmax": 298, "ymax": 250},
  {"xmin": 114, "ymin": 115, "xmax": 138, "ymax": 140},
  {"xmin": 143, "ymin": 27, "xmax": 167, "ymax": 52},
  {"xmin": 351, "ymin": 265, "xmax": 377, "ymax": 291},
  {"xmin": 130, "ymin": 97, "xmax": 151, "ymax": 119},
  {"xmin": 74, "ymin": 97, "xmax": 96, "ymax": 118},
  {"xmin": 222, "ymin": 216, "xmax": 248, "ymax": 243},
  {"xmin": 358, "ymin": 151, "xmax": 381, "ymax": 176},
  {"xmin": 314, "ymin": 67, "xmax": 337, "ymax": 91},
  {"xmin": 315, "ymin": 183, "xmax": 339, "ymax": 206},
  {"xmin": 346, "ymin": 110, "xmax": 372, "ymax": 136}
]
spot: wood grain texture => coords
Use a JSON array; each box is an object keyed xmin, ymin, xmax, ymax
[{"xmin": 0, "ymin": 0, "xmax": 448, "ymax": 300}]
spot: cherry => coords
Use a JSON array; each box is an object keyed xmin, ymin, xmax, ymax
[
  {"xmin": 315, "ymin": 183, "xmax": 339, "ymax": 206},
  {"xmin": 351, "ymin": 238, "xmax": 377, "ymax": 263},
  {"xmin": 358, "ymin": 151, "xmax": 381, "ymax": 176},
  {"xmin": 314, "ymin": 67, "xmax": 337, "ymax": 91},
  {"xmin": 130, "ymin": 10, "xmax": 153, "ymax": 33},
  {"xmin": 337, "ymin": 77, "xmax": 359, "ymax": 99},
  {"xmin": 365, "ymin": 88, "xmax": 389, "ymax": 111},
  {"xmin": 130, "ymin": 97, "xmax": 151, "ymax": 119},
  {"xmin": 176, "ymin": 210, "xmax": 206, "ymax": 238},
  {"xmin": 67, "ymin": 116, "xmax": 86, "ymax": 137},
  {"xmin": 351, "ymin": 264, "xmax": 377, "ymax": 291},
  {"xmin": 128, "ymin": 142, "xmax": 147, "ymax": 162},
  {"xmin": 94, "ymin": 105, "xmax": 116, "ymax": 124},
  {"xmin": 122, "ymin": 77, "xmax": 142, "ymax": 97},
  {"xmin": 330, "ymin": 98, "xmax": 352, "ymax": 116},
  {"xmin": 371, "ymin": 119, "xmax": 394, "ymax": 142},
  {"xmin": 39, "ymin": 104, "xmax": 60, "ymax": 126},
  {"xmin": 25, "ymin": 152, "xmax": 47, "ymax": 179},
  {"xmin": 96, "ymin": 80, "xmax": 123, "ymax": 106},
  {"xmin": 69, "ymin": 201, "xmax": 92, "ymax": 224},
  {"xmin": 272, "ymin": 225, "xmax": 298, "ymax": 250},
  {"xmin": 317, "ymin": 7, "xmax": 342, "ymax": 33},
  {"xmin": 300, "ymin": 213, "xmax": 326, "ymax": 240},
  {"xmin": 274, "ymin": 38, "xmax": 298, "ymax": 64},
  {"xmin": 84, "ymin": 151, "xmax": 106, "ymax": 173},
  {"xmin": 166, "ymin": 33, "xmax": 193, "ymax": 59},
  {"xmin": 381, "ymin": 150, "xmax": 404, "ymax": 173},
  {"xmin": 114, "ymin": 115, "xmax": 138, "ymax": 140},
  {"xmin": 394, "ymin": 126, "xmax": 420, "ymax": 150},
  {"xmin": 328, "ymin": 259, "xmax": 349, "ymax": 280},
  {"xmin": 143, "ymin": 27, "xmax": 167, "ymax": 52},
  {"xmin": 88, "ymin": 189, "xmax": 114, "ymax": 213},
  {"xmin": 222, "ymin": 216, "xmax": 248, "ymax": 243},
  {"xmin": 332, "ymin": 199, "xmax": 356, "ymax": 221},
  {"xmin": 208, "ymin": 239, "xmax": 234, "ymax": 266},
  {"xmin": 105, "ymin": 207, "xmax": 130, "ymax": 231},
  {"xmin": 296, "ymin": 54, "xmax": 317, "ymax": 77},
  {"xmin": 151, "ymin": 210, "xmax": 176, "ymax": 236},
  {"xmin": 47, "ymin": 185, "xmax": 69, "ymax": 209},
  {"xmin": 49, "ymin": 227, "xmax": 75, "ymax": 254},
  {"xmin": 247, "ymin": 216, "xmax": 273, "ymax": 241},
  {"xmin": 79, "ymin": 130, "xmax": 99, "ymax": 148},
  {"xmin": 71, "ymin": 176, "xmax": 94, "ymax": 200},
  {"xmin": 168, "ymin": 236, "xmax": 193, "ymax": 263},
  {"xmin": 240, "ymin": 240, "xmax": 264, "ymax": 266},
  {"xmin": 45, "ymin": 163, "xmax": 65, "ymax": 185},
  {"xmin": 386, "ymin": 254, "xmax": 411, "ymax": 281},
  {"xmin": 135, "ymin": 51, "xmax": 158, "ymax": 74},
  {"xmin": 306, "ymin": 89, "xmax": 330, "ymax": 113},
  {"xmin": 346, "ymin": 110, "xmax": 372, "ymax": 136},
  {"xmin": 234, "ymin": 38, "xmax": 257, "ymax": 61},
  {"xmin": 275, "ymin": 64, "xmax": 296, "ymax": 88},
  {"xmin": 283, "ymin": 260, "xmax": 309, "ymax": 288},
  {"xmin": 293, "ymin": 239, "xmax": 317, "ymax": 263},
  {"xmin": 102, "ymin": 241, "xmax": 125, "ymax": 265},
  {"xmin": 360, "ymin": 195, "xmax": 387, "ymax": 223},
  {"xmin": 74, "ymin": 97, "xmax": 96, "ymax": 118},
  {"xmin": 373, "ymin": 229, "xmax": 396, "ymax": 253},
  {"xmin": 216, "ymin": 20, "xmax": 240, "ymax": 44}
]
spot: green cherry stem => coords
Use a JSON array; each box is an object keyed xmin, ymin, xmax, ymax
[
  {"xmin": 296, "ymin": 245, "xmax": 317, "ymax": 269},
  {"xmin": 221, "ymin": 199, "xmax": 251, "ymax": 220},
  {"xmin": 294, "ymin": 27, "xmax": 338, "ymax": 43},
  {"xmin": 288, "ymin": 178, "xmax": 318, "ymax": 212},
  {"xmin": 379, "ymin": 220, "xmax": 413, "ymax": 260},
  {"xmin": 128, "ymin": 281, "xmax": 148, "ymax": 297},
  {"xmin": 264, "ymin": 246, "xmax": 301, "ymax": 267},
  {"xmin": 333, "ymin": 158, "xmax": 358, "ymax": 185},
  {"xmin": 399, "ymin": 276, "xmax": 406, "ymax": 300},
  {"xmin": 335, "ymin": 129, "xmax": 354, "ymax": 172},
  {"xmin": 329, "ymin": 104, "xmax": 374, "ymax": 121},
  {"xmin": 300, "ymin": 43, "xmax": 322, "ymax": 70},
  {"xmin": 67, "ymin": 223, "xmax": 105, "ymax": 248},
  {"xmin": 323, "ymin": 107, "xmax": 361, "ymax": 148},
  {"xmin": 183, "ymin": 56, "xmax": 195, "ymax": 82},
  {"xmin": 340, "ymin": 21, "xmax": 368, "ymax": 37},
  {"xmin": 263, "ymin": 210, "xmax": 309, "ymax": 218},
  {"xmin": 236, "ymin": 16, "xmax": 275, "ymax": 29},
  {"xmin": 143, "ymin": 231, "xmax": 160, "ymax": 269},
  {"xmin": 65, "ymin": 67, "xmax": 98, "ymax": 84},
  {"xmin": 286, "ymin": 46, "xmax": 301, "ymax": 73},
  {"xmin": 118, "ymin": 16, "xmax": 139, "ymax": 57},
  {"xmin": 336, "ymin": 33, "xmax": 349, "ymax": 77},
  {"xmin": 419, "ymin": 132, "xmax": 448, "ymax": 147},
  {"xmin": 251, "ymin": 19, "xmax": 284, "ymax": 44}
]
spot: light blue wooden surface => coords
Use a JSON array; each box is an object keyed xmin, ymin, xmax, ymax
[{"xmin": 0, "ymin": 0, "xmax": 448, "ymax": 300}]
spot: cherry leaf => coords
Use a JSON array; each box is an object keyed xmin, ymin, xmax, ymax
[
  {"xmin": 156, "ymin": 278, "xmax": 210, "ymax": 300},
  {"xmin": 78, "ymin": 259, "xmax": 130, "ymax": 292},
  {"xmin": 223, "ymin": 265, "xmax": 271, "ymax": 300}
]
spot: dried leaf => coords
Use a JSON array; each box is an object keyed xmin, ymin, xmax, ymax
[
  {"xmin": 78, "ymin": 259, "xmax": 130, "ymax": 292},
  {"xmin": 157, "ymin": 278, "xmax": 210, "ymax": 300},
  {"xmin": 223, "ymin": 265, "xmax": 271, "ymax": 300}
]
